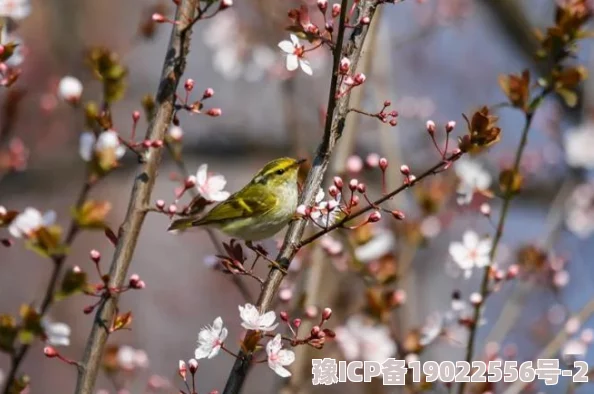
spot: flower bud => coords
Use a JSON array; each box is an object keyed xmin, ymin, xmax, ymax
[
  {"xmin": 400, "ymin": 165, "xmax": 410, "ymax": 175},
  {"xmin": 506, "ymin": 264, "xmax": 519, "ymax": 279},
  {"xmin": 129, "ymin": 273, "xmax": 140, "ymax": 286},
  {"xmin": 317, "ymin": 0, "xmax": 328, "ymax": 12},
  {"xmin": 305, "ymin": 305, "xmax": 318, "ymax": 318},
  {"xmin": 331, "ymin": 3, "xmax": 341, "ymax": 17},
  {"xmin": 333, "ymin": 176, "xmax": 344, "ymax": 189},
  {"xmin": 188, "ymin": 358, "xmax": 199, "ymax": 374},
  {"xmin": 354, "ymin": 73, "xmax": 366, "ymax": 85},
  {"xmin": 142, "ymin": 139, "xmax": 152, "ymax": 148},
  {"xmin": 426, "ymin": 120, "xmax": 436, "ymax": 135},
  {"xmin": 73, "ymin": 265, "xmax": 82, "ymax": 273},
  {"xmin": 356, "ymin": 183, "xmax": 366, "ymax": 193},
  {"xmin": 152, "ymin": 13, "xmax": 166, "ymax": 23},
  {"xmin": 360, "ymin": 16, "xmax": 370, "ymax": 24},
  {"xmin": 346, "ymin": 155, "xmax": 363, "ymax": 173},
  {"xmin": 339, "ymin": 57, "xmax": 351, "ymax": 74},
  {"xmin": 83, "ymin": 305, "xmax": 95, "ymax": 314},
  {"xmin": 151, "ymin": 140, "xmax": 164, "ymax": 148},
  {"xmin": 280, "ymin": 311, "xmax": 289, "ymax": 322},
  {"xmin": 132, "ymin": 111, "xmax": 140, "ymax": 122},
  {"xmin": 384, "ymin": 100, "xmax": 391, "ymax": 107},
  {"xmin": 366, "ymin": 153, "xmax": 380, "ymax": 168},
  {"xmin": 327, "ymin": 200, "xmax": 339, "ymax": 211},
  {"xmin": 206, "ymin": 108, "xmax": 222, "ymax": 117},
  {"xmin": 328, "ymin": 185, "xmax": 339, "ymax": 197},
  {"xmin": 368, "ymin": 211, "xmax": 382, "ymax": 223},
  {"xmin": 379, "ymin": 157, "xmax": 388, "ymax": 171},
  {"xmin": 389, "ymin": 119, "xmax": 398, "ymax": 127},
  {"xmin": 184, "ymin": 79, "xmax": 194, "ymax": 91},
  {"xmin": 292, "ymin": 318, "xmax": 302, "ymax": 328},
  {"xmin": 351, "ymin": 195, "xmax": 360, "ymax": 206},
  {"xmin": 469, "ymin": 292, "xmax": 483, "ymax": 305},
  {"xmin": 322, "ymin": 307, "xmax": 332, "ymax": 320},
  {"xmin": 168, "ymin": 204, "xmax": 177, "ymax": 214},
  {"xmin": 220, "ymin": 0, "xmax": 233, "ymax": 9},
  {"xmin": 58, "ymin": 76, "xmax": 83, "ymax": 103},
  {"xmin": 348, "ymin": 179, "xmax": 359, "ymax": 190},
  {"xmin": 202, "ymin": 88, "xmax": 214, "ymax": 99},
  {"xmin": 185, "ymin": 175, "xmax": 197, "ymax": 188},
  {"xmin": 325, "ymin": 20, "xmax": 334, "ymax": 32},
  {"xmin": 480, "ymin": 203, "xmax": 491, "ymax": 216},
  {"xmin": 178, "ymin": 360, "xmax": 187, "ymax": 380},
  {"xmin": 90, "ymin": 249, "xmax": 101, "ymax": 263},
  {"xmin": 44, "ymin": 346, "xmax": 58, "ymax": 358},
  {"xmin": 446, "ymin": 120, "xmax": 456, "ymax": 133},
  {"xmin": 391, "ymin": 210, "xmax": 405, "ymax": 220},
  {"xmin": 156, "ymin": 200, "xmax": 165, "ymax": 210},
  {"xmin": 311, "ymin": 325, "xmax": 321, "ymax": 337}
]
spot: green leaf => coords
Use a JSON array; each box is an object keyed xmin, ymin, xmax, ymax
[{"xmin": 55, "ymin": 270, "xmax": 89, "ymax": 300}]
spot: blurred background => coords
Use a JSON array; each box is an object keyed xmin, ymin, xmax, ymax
[{"xmin": 2, "ymin": 0, "xmax": 594, "ymax": 393}]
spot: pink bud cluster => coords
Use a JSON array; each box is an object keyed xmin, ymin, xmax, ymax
[
  {"xmin": 426, "ymin": 119, "xmax": 457, "ymax": 159},
  {"xmin": 176, "ymin": 78, "xmax": 221, "ymax": 118},
  {"xmin": 278, "ymin": 307, "xmax": 335, "ymax": 350}
]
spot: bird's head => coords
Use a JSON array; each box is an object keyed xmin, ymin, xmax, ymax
[{"xmin": 251, "ymin": 157, "xmax": 306, "ymax": 187}]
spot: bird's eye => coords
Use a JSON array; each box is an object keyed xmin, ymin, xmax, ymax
[{"xmin": 276, "ymin": 169, "xmax": 285, "ymax": 175}]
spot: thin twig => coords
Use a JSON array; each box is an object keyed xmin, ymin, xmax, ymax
[
  {"xmin": 299, "ymin": 152, "xmax": 461, "ymax": 248},
  {"xmin": 459, "ymin": 90, "xmax": 549, "ymax": 394},
  {"xmin": 74, "ymin": 2, "xmax": 199, "ymax": 393},
  {"xmin": 1, "ymin": 178, "xmax": 92, "ymax": 394}
]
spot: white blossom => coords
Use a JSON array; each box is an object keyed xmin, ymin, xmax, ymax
[
  {"xmin": 420, "ymin": 313, "xmax": 443, "ymax": 346},
  {"xmin": 454, "ymin": 158, "xmax": 492, "ymax": 205},
  {"xmin": 266, "ymin": 334, "xmax": 295, "ymax": 377},
  {"xmin": 278, "ymin": 34, "xmax": 313, "ymax": 76},
  {"xmin": 57, "ymin": 76, "xmax": 83, "ymax": 102},
  {"xmin": 168, "ymin": 125, "xmax": 184, "ymax": 141},
  {"xmin": 448, "ymin": 230, "xmax": 492, "ymax": 278},
  {"xmin": 41, "ymin": 319, "xmax": 71, "ymax": 347},
  {"xmin": 195, "ymin": 317, "xmax": 228, "ymax": 359},
  {"xmin": 309, "ymin": 188, "xmax": 342, "ymax": 228},
  {"xmin": 239, "ymin": 303, "xmax": 278, "ymax": 332},
  {"xmin": 8, "ymin": 207, "xmax": 55, "ymax": 238},
  {"xmin": 0, "ymin": 0, "xmax": 31, "ymax": 20},
  {"xmin": 565, "ymin": 182, "xmax": 594, "ymax": 239},
  {"xmin": 79, "ymin": 130, "xmax": 125, "ymax": 162},
  {"xmin": 335, "ymin": 315, "xmax": 397, "ymax": 363},
  {"xmin": 564, "ymin": 122, "xmax": 594, "ymax": 169},
  {"xmin": 195, "ymin": 164, "xmax": 230, "ymax": 202},
  {"xmin": 117, "ymin": 346, "xmax": 149, "ymax": 370}
]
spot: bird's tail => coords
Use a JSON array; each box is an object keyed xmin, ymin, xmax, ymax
[{"xmin": 167, "ymin": 217, "xmax": 198, "ymax": 232}]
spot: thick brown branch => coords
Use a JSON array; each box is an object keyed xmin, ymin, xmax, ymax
[
  {"xmin": 74, "ymin": 2, "xmax": 199, "ymax": 393},
  {"xmin": 221, "ymin": 1, "xmax": 380, "ymax": 393}
]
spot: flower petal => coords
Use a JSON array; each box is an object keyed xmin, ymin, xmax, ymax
[
  {"xmin": 462, "ymin": 231, "xmax": 479, "ymax": 249},
  {"xmin": 278, "ymin": 40, "xmax": 295, "ymax": 54},
  {"xmin": 271, "ymin": 364, "xmax": 292, "ymax": 377},
  {"xmin": 299, "ymin": 59, "xmax": 313, "ymax": 76},
  {"xmin": 277, "ymin": 349, "xmax": 295, "ymax": 366},
  {"xmin": 259, "ymin": 311, "xmax": 277, "ymax": 329},
  {"xmin": 448, "ymin": 242, "xmax": 467, "ymax": 263},
  {"xmin": 286, "ymin": 55, "xmax": 298, "ymax": 71},
  {"xmin": 196, "ymin": 164, "xmax": 208, "ymax": 186},
  {"xmin": 290, "ymin": 34, "xmax": 300, "ymax": 46}
]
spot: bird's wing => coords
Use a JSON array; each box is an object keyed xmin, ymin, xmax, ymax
[{"xmin": 192, "ymin": 187, "xmax": 278, "ymax": 226}]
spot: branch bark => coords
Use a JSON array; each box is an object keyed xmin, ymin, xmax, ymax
[
  {"xmin": 74, "ymin": 2, "xmax": 199, "ymax": 393},
  {"xmin": 221, "ymin": 1, "xmax": 380, "ymax": 393}
]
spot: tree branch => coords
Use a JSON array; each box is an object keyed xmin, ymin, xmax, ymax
[
  {"xmin": 1, "ymin": 178, "xmax": 92, "ymax": 394},
  {"xmin": 74, "ymin": 2, "xmax": 199, "ymax": 393},
  {"xmin": 221, "ymin": 1, "xmax": 380, "ymax": 393}
]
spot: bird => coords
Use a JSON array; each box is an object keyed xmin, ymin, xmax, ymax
[{"xmin": 167, "ymin": 157, "xmax": 305, "ymax": 241}]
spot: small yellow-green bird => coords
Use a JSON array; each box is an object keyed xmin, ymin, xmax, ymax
[{"xmin": 168, "ymin": 157, "xmax": 305, "ymax": 241}]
